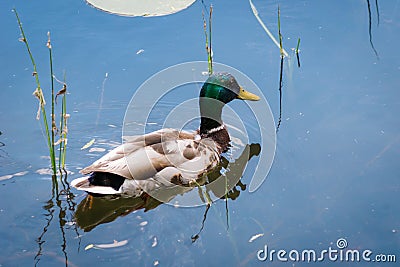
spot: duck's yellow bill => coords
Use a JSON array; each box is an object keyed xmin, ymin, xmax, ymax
[{"xmin": 237, "ymin": 87, "xmax": 260, "ymax": 101}]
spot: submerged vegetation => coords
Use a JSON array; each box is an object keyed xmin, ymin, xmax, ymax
[
  {"xmin": 14, "ymin": 9, "xmax": 69, "ymax": 175},
  {"xmin": 249, "ymin": 1, "xmax": 302, "ymax": 132},
  {"xmin": 366, "ymin": 0, "xmax": 380, "ymax": 59},
  {"xmin": 249, "ymin": 0, "xmax": 289, "ymax": 57},
  {"xmin": 34, "ymin": 172, "xmax": 79, "ymax": 266},
  {"xmin": 201, "ymin": 4, "xmax": 240, "ymax": 237},
  {"xmin": 276, "ymin": 6, "xmax": 284, "ymax": 132},
  {"xmin": 14, "ymin": 10, "xmax": 76, "ymax": 264}
]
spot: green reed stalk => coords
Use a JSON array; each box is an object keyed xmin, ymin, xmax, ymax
[
  {"xmin": 295, "ymin": 38, "xmax": 301, "ymax": 54},
  {"xmin": 277, "ymin": 6, "xmax": 284, "ymax": 58},
  {"xmin": 202, "ymin": 5, "xmax": 213, "ymax": 75},
  {"xmin": 61, "ymin": 91, "xmax": 67, "ymax": 170},
  {"xmin": 47, "ymin": 32, "xmax": 57, "ymax": 174},
  {"xmin": 14, "ymin": 9, "xmax": 57, "ymax": 175},
  {"xmin": 276, "ymin": 6, "xmax": 284, "ymax": 132},
  {"xmin": 208, "ymin": 5, "xmax": 213, "ymax": 74},
  {"xmin": 224, "ymin": 174, "xmax": 230, "ymax": 230},
  {"xmin": 58, "ymin": 79, "xmax": 68, "ymax": 171},
  {"xmin": 295, "ymin": 38, "xmax": 301, "ymax": 68},
  {"xmin": 194, "ymin": 180, "xmax": 212, "ymax": 205},
  {"xmin": 249, "ymin": 0, "xmax": 288, "ymax": 57}
]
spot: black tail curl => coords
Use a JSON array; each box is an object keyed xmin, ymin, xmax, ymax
[{"xmin": 88, "ymin": 172, "xmax": 125, "ymax": 191}]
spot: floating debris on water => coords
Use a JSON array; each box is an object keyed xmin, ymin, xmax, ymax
[
  {"xmin": 151, "ymin": 237, "xmax": 158, "ymax": 247},
  {"xmin": 0, "ymin": 175, "xmax": 13, "ymax": 181},
  {"xmin": 36, "ymin": 168, "xmax": 74, "ymax": 175},
  {"xmin": 248, "ymin": 233, "xmax": 264, "ymax": 243},
  {"xmin": 36, "ymin": 168, "xmax": 55, "ymax": 175},
  {"xmin": 81, "ymin": 138, "xmax": 95, "ymax": 150},
  {"xmin": 85, "ymin": 239, "xmax": 128, "ymax": 250},
  {"xmin": 88, "ymin": 147, "xmax": 106, "ymax": 153}
]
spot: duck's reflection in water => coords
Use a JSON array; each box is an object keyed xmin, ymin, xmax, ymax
[{"xmin": 74, "ymin": 143, "xmax": 261, "ymax": 233}]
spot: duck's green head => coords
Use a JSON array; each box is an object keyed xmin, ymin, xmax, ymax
[
  {"xmin": 200, "ymin": 72, "xmax": 260, "ymax": 103},
  {"xmin": 199, "ymin": 72, "xmax": 260, "ymax": 136}
]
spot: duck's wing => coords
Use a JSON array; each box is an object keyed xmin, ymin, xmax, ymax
[
  {"xmin": 123, "ymin": 136, "xmax": 220, "ymax": 181},
  {"xmin": 80, "ymin": 129, "xmax": 218, "ymax": 182},
  {"xmin": 80, "ymin": 128, "xmax": 192, "ymax": 175},
  {"xmin": 122, "ymin": 128, "xmax": 196, "ymax": 145}
]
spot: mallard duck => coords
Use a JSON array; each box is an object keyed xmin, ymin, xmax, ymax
[
  {"xmin": 74, "ymin": 143, "xmax": 261, "ymax": 232},
  {"xmin": 71, "ymin": 72, "xmax": 260, "ymax": 196}
]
